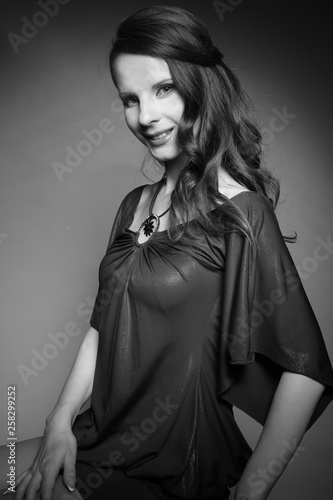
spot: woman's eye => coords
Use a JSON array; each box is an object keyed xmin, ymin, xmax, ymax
[
  {"xmin": 123, "ymin": 96, "xmax": 138, "ymax": 107},
  {"xmin": 157, "ymin": 85, "xmax": 174, "ymax": 96}
]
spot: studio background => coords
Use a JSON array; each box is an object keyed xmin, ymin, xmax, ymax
[{"xmin": 1, "ymin": 1, "xmax": 332, "ymax": 499}]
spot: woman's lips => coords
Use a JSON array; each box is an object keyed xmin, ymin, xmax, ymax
[{"xmin": 145, "ymin": 128, "xmax": 174, "ymax": 146}]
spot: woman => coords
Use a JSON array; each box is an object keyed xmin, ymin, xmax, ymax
[{"xmin": 2, "ymin": 5, "xmax": 333, "ymax": 500}]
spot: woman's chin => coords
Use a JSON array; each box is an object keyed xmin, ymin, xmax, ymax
[{"xmin": 149, "ymin": 149, "xmax": 183, "ymax": 166}]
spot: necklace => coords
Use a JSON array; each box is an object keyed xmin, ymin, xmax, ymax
[{"xmin": 136, "ymin": 176, "xmax": 171, "ymax": 241}]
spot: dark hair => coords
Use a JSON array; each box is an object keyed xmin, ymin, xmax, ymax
[{"xmin": 109, "ymin": 5, "xmax": 292, "ymax": 247}]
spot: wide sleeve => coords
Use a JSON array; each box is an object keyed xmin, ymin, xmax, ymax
[
  {"xmin": 219, "ymin": 193, "xmax": 333, "ymax": 427},
  {"xmin": 89, "ymin": 185, "xmax": 144, "ymax": 332}
]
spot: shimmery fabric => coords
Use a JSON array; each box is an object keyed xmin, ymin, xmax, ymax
[{"xmin": 72, "ymin": 187, "xmax": 333, "ymax": 500}]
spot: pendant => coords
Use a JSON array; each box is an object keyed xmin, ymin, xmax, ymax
[{"xmin": 137, "ymin": 214, "xmax": 160, "ymax": 242}]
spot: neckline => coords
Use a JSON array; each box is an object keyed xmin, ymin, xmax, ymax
[{"xmin": 125, "ymin": 186, "xmax": 259, "ymax": 240}]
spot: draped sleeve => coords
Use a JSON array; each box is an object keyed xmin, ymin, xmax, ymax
[
  {"xmin": 89, "ymin": 186, "xmax": 144, "ymax": 333},
  {"xmin": 219, "ymin": 192, "xmax": 333, "ymax": 427}
]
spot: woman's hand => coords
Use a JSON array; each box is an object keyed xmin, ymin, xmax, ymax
[
  {"xmin": 10, "ymin": 326, "xmax": 98, "ymax": 500},
  {"xmin": 14, "ymin": 412, "xmax": 77, "ymax": 500}
]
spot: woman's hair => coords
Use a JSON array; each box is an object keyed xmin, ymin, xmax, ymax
[{"xmin": 109, "ymin": 5, "xmax": 291, "ymax": 247}]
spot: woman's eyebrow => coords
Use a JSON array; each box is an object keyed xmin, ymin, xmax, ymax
[
  {"xmin": 152, "ymin": 78, "xmax": 173, "ymax": 88},
  {"xmin": 118, "ymin": 78, "xmax": 174, "ymax": 98}
]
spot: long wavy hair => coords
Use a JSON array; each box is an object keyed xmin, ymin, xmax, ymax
[{"xmin": 109, "ymin": 5, "xmax": 290, "ymax": 247}]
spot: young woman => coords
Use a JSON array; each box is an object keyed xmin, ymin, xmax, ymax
[{"xmin": 2, "ymin": 6, "xmax": 333, "ymax": 500}]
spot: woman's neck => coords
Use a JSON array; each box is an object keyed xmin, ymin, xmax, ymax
[{"xmin": 163, "ymin": 154, "xmax": 187, "ymax": 194}]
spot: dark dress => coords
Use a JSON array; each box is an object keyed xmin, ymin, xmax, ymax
[{"xmin": 72, "ymin": 186, "xmax": 333, "ymax": 500}]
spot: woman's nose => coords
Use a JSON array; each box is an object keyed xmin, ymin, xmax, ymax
[{"xmin": 138, "ymin": 99, "xmax": 160, "ymax": 127}]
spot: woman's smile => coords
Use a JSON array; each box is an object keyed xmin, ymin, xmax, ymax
[{"xmin": 144, "ymin": 127, "xmax": 174, "ymax": 146}]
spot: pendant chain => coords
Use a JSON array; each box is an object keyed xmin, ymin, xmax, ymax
[
  {"xmin": 136, "ymin": 175, "xmax": 171, "ymax": 239},
  {"xmin": 148, "ymin": 175, "xmax": 171, "ymax": 218}
]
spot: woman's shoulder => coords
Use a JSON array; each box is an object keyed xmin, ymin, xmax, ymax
[
  {"xmin": 218, "ymin": 171, "xmax": 273, "ymax": 214},
  {"xmin": 229, "ymin": 189, "xmax": 272, "ymax": 208},
  {"xmin": 120, "ymin": 183, "xmax": 150, "ymax": 207},
  {"xmin": 218, "ymin": 168, "xmax": 272, "ymax": 208},
  {"xmin": 123, "ymin": 182, "xmax": 160, "ymax": 201},
  {"xmin": 227, "ymin": 190, "xmax": 278, "ymax": 231}
]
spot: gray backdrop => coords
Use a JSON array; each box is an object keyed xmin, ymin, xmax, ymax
[{"xmin": 1, "ymin": 1, "xmax": 332, "ymax": 499}]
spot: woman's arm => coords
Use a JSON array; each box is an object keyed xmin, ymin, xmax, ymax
[
  {"xmin": 234, "ymin": 371, "xmax": 325, "ymax": 500},
  {"xmin": 14, "ymin": 326, "xmax": 99, "ymax": 500},
  {"xmin": 46, "ymin": 325, "xmax": 99, "ymax": 427}
]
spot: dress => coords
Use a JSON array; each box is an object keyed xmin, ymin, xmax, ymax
[{"xmin": 72, "ymin": 186, "xmax": 333, "ymax": 500}]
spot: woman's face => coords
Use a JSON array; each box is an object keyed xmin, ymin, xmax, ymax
[{"xmin": 113, "ymin": 54, "xmax": 185, "ymax": 165}]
